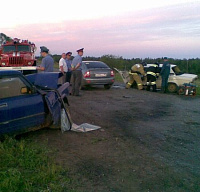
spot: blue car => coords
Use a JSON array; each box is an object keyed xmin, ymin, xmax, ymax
[{"xmin": 0, "ymin": 70, "xmax": 71, "ymax": 136}]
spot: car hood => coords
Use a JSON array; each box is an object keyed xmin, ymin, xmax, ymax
[
  {"xmin": 178, "ymin": 73, "xmax": 198, "ymax": 81},
  {"xmin": 26, "ymin": 72, "xmax": 63, "ymax": 89}
]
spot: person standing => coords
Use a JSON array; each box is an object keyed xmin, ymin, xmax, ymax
[
  {"xmin": 125, "ymin": 62, "xmax": 146, "ymax": 90},
  {"xmin": 160, "ymin": 57, "xmax": 170, "ymax": 93},
  {"xmin": 59, "ymin": 53, "xmax": 68, "ymax": 84},
  {"xmin": 37, "ymin": 46, "xmax": 54, "ymax": 72},
  {"xmin": 65, "ymin": 51, "xmax": 72, "ymax": 83},
  {"xmin": 71, "ymin": 48, "xmax": 84, "ymax": 96},
  {"xmin": 146, "ymin": 62, "xmax": 160, "ymax": 92}
]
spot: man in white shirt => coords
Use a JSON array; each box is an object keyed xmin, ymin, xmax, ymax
[{"xmin": 59, "ymin": 53, "xmax": 68, "ymax": 84}]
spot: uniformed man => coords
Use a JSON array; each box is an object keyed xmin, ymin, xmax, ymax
[
  {"xmin": 160, "ymin": 57, "xmax": 170, "ymax": 93},
  {"xmin": 125, "ymin": 62, "xmax": 146, "ymax": 90},
  {"xmin": 146, "ymin": 62, "xmax": 160, "ymax": 92},
  {"xmin": 65, "ymin": 51, "xmax": 72, "ymax": 83},
  {"xmin": 71, "ymin": 48, "xmax": 84, "ymax": 96},
  {"xmin": 37, "ymin": 46, "xmax": 54, "ymax": 72}
]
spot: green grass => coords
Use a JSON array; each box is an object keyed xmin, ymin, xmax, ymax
[
  {"xmin": 0, "ymin": 137, "xmax": 73, "ymax": 192},
  {"xmin": 194, "ymin": 79, "xmax": 200, "ymax": 95},
  {"xmin": 114, "ymin": 71, "xmax": 124, "ymax": 82}
]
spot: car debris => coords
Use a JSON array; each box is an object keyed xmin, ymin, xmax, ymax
[{"xmin": 71, "ymin": 123, "xmax": 101, "ymax": 132}]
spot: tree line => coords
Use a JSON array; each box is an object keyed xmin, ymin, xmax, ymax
[{"xmin": 49, "ymin": 54, "xmax": 200, "ymax": 75}]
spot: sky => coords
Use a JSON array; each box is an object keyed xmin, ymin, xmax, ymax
[{"xmin": 1, "ymin": 0, "xmax": 200, "ymax": 59}]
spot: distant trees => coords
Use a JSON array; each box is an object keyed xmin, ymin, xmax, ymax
[
  {"xmin": 38, "ymin": 54, "xmax": 200, "ymax": 75},
  {"xmin": 0, "ymin": 33, "xmax": 12, "ymax": 45}
]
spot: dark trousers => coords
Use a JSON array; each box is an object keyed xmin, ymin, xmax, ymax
[
  {"xmin": 71, "ymin": 70, "xmax": 82, "ymax": 96},
  {"xmin": 66, "ymin": 71, "xmax": 72, "ymax": 83},
  {"xmin": 161, "ymin": 74, "xmax": 169, "ymax": 92},
  {"xmin": 146, "ymin": 74, "xmax": 157, "ymax": 92}
]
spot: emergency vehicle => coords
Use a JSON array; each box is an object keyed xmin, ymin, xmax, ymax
[{"xmin": 0, "ymin": 37, "xmax": 37, "ymax": 74}]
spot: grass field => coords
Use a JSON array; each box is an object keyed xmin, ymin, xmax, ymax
[
  {"xmin": 0, "ymin": 137, "xmax": 72, "ymax": 192},
  {"xmin": 194, "ymin": 79, "xmax": 200, "ymax": 95}
]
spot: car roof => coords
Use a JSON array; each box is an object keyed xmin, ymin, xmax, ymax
[
  {"xmin": 82, "ymin": 61, "xmax": 103, "ymax": 63},
  {"xmin": 0, "ymin": 70, "xmax": 22, "ymax": 76},
  {"xmin": 146, "ymin": 64, "xmax": 176, "ymax": 67}
]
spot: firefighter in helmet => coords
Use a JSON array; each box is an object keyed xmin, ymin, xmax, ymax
[
  {"xmin": 125, "ymin": 61, "xmax": 146, "ymax": 90},
  {"xmin": 146, "ymin": 62, "xmax": 161, "ymax": 92}
]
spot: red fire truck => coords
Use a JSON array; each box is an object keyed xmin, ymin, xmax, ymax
[{"xmin": 0, "ymin": 38, "xmax": 37, "ymax": 74}]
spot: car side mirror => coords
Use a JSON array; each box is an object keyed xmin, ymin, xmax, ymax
[{"xmin": 21, "ymin": 87, "xmax": 29, "ymax": 94}]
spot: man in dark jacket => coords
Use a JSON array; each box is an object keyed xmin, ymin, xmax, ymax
[{"xmin": 160, "ymin": 57, "xmax": 170, "ymax": 93}]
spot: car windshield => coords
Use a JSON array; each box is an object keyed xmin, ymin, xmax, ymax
[
  {"xmin": 172, "ymin": 66, "xmax": 184, "ymax": 75},
  {"xmin": 3, "ymin": 45, "xmax": 16, "ymax": 52},
  {"xmin": 84, "ymin": 62, "xmax": 109, "ymax": 69},
  {"xmin": 3, "ymin": 45, "xmax": 30, "ymax": 52},
  {"xmin": 0, "ymin": 77, "xmax": 28, "ymax": 99},
  {"xmin": 17, "ymin": 45, "xmax": 31, "ymax": 52}
]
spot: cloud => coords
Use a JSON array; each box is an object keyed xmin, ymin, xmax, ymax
[{"xmin": 2, "ymin": 2, "xmax": 200, "ymax": 59}]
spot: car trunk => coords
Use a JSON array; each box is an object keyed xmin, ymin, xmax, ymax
[{"xmin": 87, "ymin": 68, "xmax": 111, "ymax": 78}]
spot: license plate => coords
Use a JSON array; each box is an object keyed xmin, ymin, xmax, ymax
[{"xmin": 95, "ymin": 73, "xmax": 107, "ymax": 77}]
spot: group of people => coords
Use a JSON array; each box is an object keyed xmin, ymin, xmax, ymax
[
  {"xmin": 126, "ymin": 57, "xmax": 171, "ymax": 93},
  {"xmin": 37, "ymin": 46, "xmax": 84, "ymax": 96},
  {"xmin": 37, "ymin": 46, "xmax": 170, "ymax": 94}
]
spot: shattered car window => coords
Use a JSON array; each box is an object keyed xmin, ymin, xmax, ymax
[
  {"xmin": 0, "ymin": 77, "xmax": 29, "ymax": 99},
  {"xmin": 84, "ymin": 62, "xmax": 109, "ymax": 69},
  {"xmin": 172, "ymin": 66, "xmax": 184, "ymax": 75}
]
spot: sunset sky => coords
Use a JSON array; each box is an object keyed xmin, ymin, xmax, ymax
[{"xmin": 1, "ymin": 0, "xmax": 200, "ymax": 59}]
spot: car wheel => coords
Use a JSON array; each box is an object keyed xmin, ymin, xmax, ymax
[
  {"xmin": 104, "ymin": 84, "xmax": 111, "ymax": 89},
  {"xmin": 167, "ymin": 83, "xmax": 177, "ymax": 93}
]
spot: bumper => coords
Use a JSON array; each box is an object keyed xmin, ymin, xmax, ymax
[
  {"xmin": 82, "ymin": 77, "xmax": 115, "ymax": 86},
  {"xmin": 0, "ymin": 66, "xmax": 37, "ymax": 71}
]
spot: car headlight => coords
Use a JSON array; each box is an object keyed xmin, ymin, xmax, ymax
[
  {"xmin": 28, "ymin": 62, "xmax": 32, "ymax": 65},
  {"xmin": 1, "ymin": 62, "xmax": 6, "ymax": 66}
]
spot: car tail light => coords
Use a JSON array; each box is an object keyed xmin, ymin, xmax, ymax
[
  {"xmin": 111, "ymin": 70, "xmax": 114, "ymax": 77},
  {"xmin": 84, "ymin": 71, "xmax": 90, "ymax": 78}
]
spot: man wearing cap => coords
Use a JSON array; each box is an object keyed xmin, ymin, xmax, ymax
[
  {"xmin": 71, "ymin": 48, "xmax": 84, "ymax": 96},
  {"xmin": 37, "ymin": 46, "xmax": 54, "ymax": 72},
  {"xmin": 59, "ymin": 53, "xmax": 68, "ymax": 84},
  {"xmin": 160, "ymin": 57, "xmax": 170, "ymax": 93},
  {"xmin": 65, "ymin": 52, "xmax": 72, "ymax": 83}
]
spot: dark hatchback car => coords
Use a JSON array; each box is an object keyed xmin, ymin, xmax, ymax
[{"xmin": 81, "ymin": 61, "xmax": 115, "ymax": 89}]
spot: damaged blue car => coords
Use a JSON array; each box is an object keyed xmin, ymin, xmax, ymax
[{"xmin": 0, "ymin": 70, "xmax": 72, "ymax": 136}]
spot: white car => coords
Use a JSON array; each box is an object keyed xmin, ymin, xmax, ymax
[
  {"xmin": 145, "ymin": 64, "xmax": 198, "ymax": 93},
  {"xmin": 114, "ymin": 64, "xmax": 198, "ymax": 93}
]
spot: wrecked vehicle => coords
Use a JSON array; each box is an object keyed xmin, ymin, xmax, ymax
[
  {"xmin": 114, "ymin": 64, "xmax": 198, "ymax": 93},
  {"xmin": 0, "ymin": 70, "xmax": 72, "ymax": 136}
]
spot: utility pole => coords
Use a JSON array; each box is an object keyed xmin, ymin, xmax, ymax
[{"xmin": 187, "ymin": 59, "xmax": 189, "ymax": 73}]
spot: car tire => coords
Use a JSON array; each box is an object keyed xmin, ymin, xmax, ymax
[
  {"xmin": 104, "ymin": 84, "xmax": 111, "ymax": 89},
  {"xmin": 167, "ymin": 83, "xmax": 178, "ymax": 93}
]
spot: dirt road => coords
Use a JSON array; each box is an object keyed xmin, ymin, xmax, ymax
[{"xmin": 27, "ymin": 82, "xmax": 200, "ymax": 192}]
